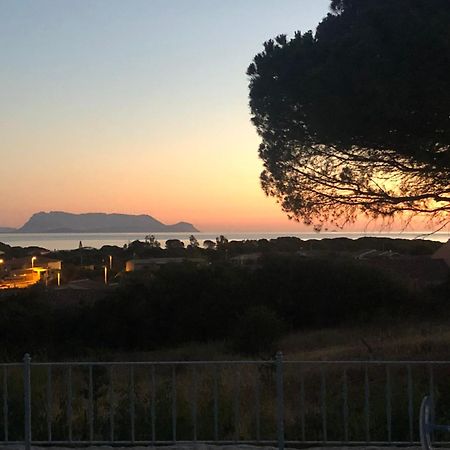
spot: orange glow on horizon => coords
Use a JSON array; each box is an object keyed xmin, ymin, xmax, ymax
[{"xmin": 2, "ymin": 104, "xmax": 447, "ymax": 234}]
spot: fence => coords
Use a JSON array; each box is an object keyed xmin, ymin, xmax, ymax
[{"xmin": 2, "ymin": 353, "xmax": 450, "ymax": 448}]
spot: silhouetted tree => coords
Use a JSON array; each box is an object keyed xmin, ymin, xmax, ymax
[
  {"xmin": 188, "ymin": 235, "xmax": 200, "ymax": 249},
  {"xmin": 203, "ymin": 240, "xmax": 216, "ymax": 250},
  {"xmin": 165, "ymin": 239, "xmax": 185, "ymax": 250},
  {"xmin": 215, "ymin": 235, "xmax": 228, "ymax": 249},
  {"xmin": 248, "ymin": 0, "xmax": 450, "ymax": 230},
  {"xmin": 144, "ymin": 235, "xmax": 161, "ymax": 248}
]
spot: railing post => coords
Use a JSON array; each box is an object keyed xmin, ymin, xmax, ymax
[
  {"xmin": 276, "ymin": 351, "xmax": 285, "ymax": 450},
  {"xmin": 23, "ymin": 353, "xmax": 31, "ymax": 450}
]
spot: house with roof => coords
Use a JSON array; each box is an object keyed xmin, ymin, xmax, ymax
[
  {"xmin": 432, "ymin": 239, "xmax": 450, "ymax": 267},
  {"xmin": 229, "ymin": 252, "xmax": 262, "ymax": 267},
  {"xmin": 0, "ymin": 256, "xmax": 62, "ymax": 289},
  {"xmin": 125, "ymin": 257, "xmax": 207, "ymax": 272}
]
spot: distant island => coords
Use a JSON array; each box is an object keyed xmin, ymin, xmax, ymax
[{"xmin": 0, "ymin": 211, "xmax": 198, "ymax": 233}]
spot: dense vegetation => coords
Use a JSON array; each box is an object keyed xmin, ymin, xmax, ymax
[{"xmin": 0, "ymin": 242, "xmax": 447, "ymax": 360}]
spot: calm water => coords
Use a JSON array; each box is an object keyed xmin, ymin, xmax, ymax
[{"xmin": 0, "ymin": 231, "xmax": 448, "ymax": 251}]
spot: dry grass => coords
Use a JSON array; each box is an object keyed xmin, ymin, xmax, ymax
[
  {"xmin": 279, "ymin": 320, "xmax": 450, "ymax": 361},
  {"xmin": 77, "ymin": 319, "xmax": 450, "ymax": 364},
  {"xmin": 8, "ymin": 321, "xmax": 450, "ymax": 444}
]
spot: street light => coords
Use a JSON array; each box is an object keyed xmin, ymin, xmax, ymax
[
  {"xmin": 109, "ymin": 255, "xmax": 113, "ymax": 270},
  {"xmin": 104, "ymin": 266, "xmax": 108, "ymax": 285},
  {"xmin": 31, "ymin": 257, "xmax": 37, "ymax": 268}
]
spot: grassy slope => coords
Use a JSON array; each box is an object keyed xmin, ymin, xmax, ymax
[
  {"xmin": 280, "ymin": 320, "xmax": 450, "ymax": 361},
  {"xmin": 92, "ymin": 319, "xmax": 450, "ymax": 363}
]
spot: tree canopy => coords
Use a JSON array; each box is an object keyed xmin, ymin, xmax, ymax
[{"xmin": 247, "ymin": 0, "xmax": 450, "ymax": 230}]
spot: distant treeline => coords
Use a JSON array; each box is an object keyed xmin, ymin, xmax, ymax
[
  {"xmin": 0, "ymin": 252, "xmax": 448, "ymax": 360},
  {"xmin": 0, "ymin": 235, "xmax": 442, "ymax": 264}
]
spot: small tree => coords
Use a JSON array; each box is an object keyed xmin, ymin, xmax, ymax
[
  {"xmin": 188, "ymin": 235, "xmax": 200, "ymax": 249},
  {"xmin": 144, "ymin": 235, "xmax": 161, "ymax": 248},
  {"xmin": 203, "ymin": 240, "xmax": 216, "ymax": 250},
  {"xmin": 165, "ymin": 239, "xmax": 185, "ymax": 250},
  {"xmin": 215, "ymin": 235, "xmax": 229, "ymax": 249}
]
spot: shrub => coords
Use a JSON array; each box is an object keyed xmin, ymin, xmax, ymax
[{"xmin": 231, "ymin": 305, "xmax": 285, "ymax": 355}]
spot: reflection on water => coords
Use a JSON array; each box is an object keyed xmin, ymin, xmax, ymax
[{"xmin": 0, "ymin": 231, "xmax": 448, "ymax": 251}]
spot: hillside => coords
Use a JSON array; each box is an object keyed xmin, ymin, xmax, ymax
[
  {"xmin": 18, "ymin": 211, "xmax": 198, "ymax": 233},
  {"xmin": 0, "ymin": 227, "xmax": 16, "ymax": 233}
]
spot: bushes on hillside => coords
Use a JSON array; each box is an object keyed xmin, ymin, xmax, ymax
[{"xmin": 0, "ymin": 254, "xmax": 440, "ymax": 359}]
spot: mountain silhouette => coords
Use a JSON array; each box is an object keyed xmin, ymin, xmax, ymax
[{"xmin": 16, "ymin": 211, "xmax": 198, "ymax": 233}]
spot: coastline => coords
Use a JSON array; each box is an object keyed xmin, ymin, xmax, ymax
[{"xmin": 0, "ymin": 230, "xmax": 448, "ymax": 251}]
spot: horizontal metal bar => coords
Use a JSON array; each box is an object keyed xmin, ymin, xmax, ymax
[
  {"xmin": 0, "ymin": 441, "xmax": 278, "ymax": 446},
  {"xmin": 31, "ymin": 360, "xmax": 274, "ymax": 367},
  {"xmin": 9, "ymin": 439, "xmax": 450, "ymax": 446},
  {"xmin": 285, "ymin": 360, "xmax": 450, "ymax": 365},
  {"xmin": 431, "ymin": 424, "xmax": 450, "ymax": 432},
  {"xmin": 6, "ymin": 440, "xmax": 281, "ymax": 445},
  {"xmin": 28, "ymin": 359, "xmax": 450, "ymax": 367}
]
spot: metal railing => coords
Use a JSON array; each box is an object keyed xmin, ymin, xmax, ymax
[{"xmin": 2, "ymin": 353, "xmax": 450, "ymax": 448}]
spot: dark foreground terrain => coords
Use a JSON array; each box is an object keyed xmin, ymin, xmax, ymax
[{"xmin": 0, "ymin": 236, "xmax": 447, "ymax": 361}]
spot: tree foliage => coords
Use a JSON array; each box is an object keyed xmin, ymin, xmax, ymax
[
  {"xmin": 247, "ymin": 0, "xmax": 450, "ymax": 230},
  {"xmin": 144, "ymin": 235, "xmax": 161, "ymax": 248},
  {"xmin": 0, "ymin": 255, "xmax": 422, "ymax": 359},
  {"xmin": 188, "ymin": 235, "xmax": 200, "ymax": 248}
]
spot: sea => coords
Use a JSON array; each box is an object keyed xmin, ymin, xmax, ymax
[{"xmin": 0, "ymin": 231, "xmax": 449, "ymax": 251}]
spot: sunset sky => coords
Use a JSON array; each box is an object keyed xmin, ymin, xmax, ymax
[{"xmin": 1, "ymin": 0, "xmax": 333, "ymax": 231}]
